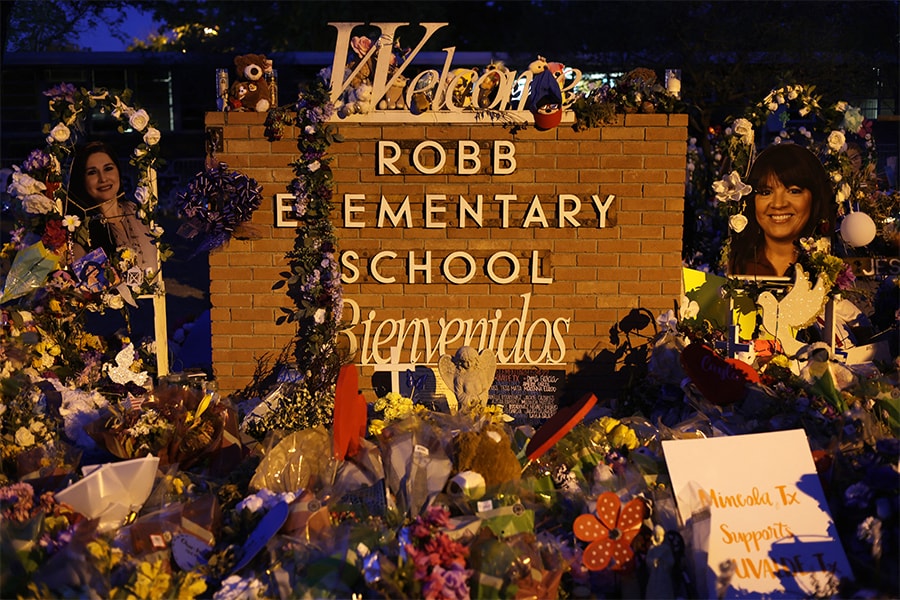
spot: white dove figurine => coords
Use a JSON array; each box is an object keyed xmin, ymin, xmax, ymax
[
  {"xmin": 103, "ymin": 343, "xmax": 150, "ymax": 387},
  {"xmin": 756, "ymin": 263, "xmax": 828, "ymax": 358}
]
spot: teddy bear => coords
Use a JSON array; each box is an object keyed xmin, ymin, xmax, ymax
[{"xmin": 229, "ymin": 54, "xmax": 270, "ymax": 112}]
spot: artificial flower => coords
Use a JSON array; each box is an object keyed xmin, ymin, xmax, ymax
[
  {"xmin": 143, "ymin": 127, "xmax": 161, "ymax": 146},
  {"xmin": 827, "ymin": 130, "xmax": 846, "ymax": 152},
  {"xmin": 732, "ymin": 118, "xmax": 754, "ymax": 145},
  {"xmin": 656, "ymin": 309, "xmax": 678, "ymax": 333},
  {"xmin": 47, "ymin": 123, "xmax": 71, "ymax": 143},
  {"xmin": 712, "ymin": 170, "xmax": 752, "ymax": 203},
  {"xmin": 729, "ymin": 213, "xmax": 748, "ymax": 232},
  {"xmin": 574, "ymin": 492, "xmax": 645, "ymax": 571},
  {"xmin": 61, "ymin": 214, "xmax": 81, "ymax": 232},
  {"xmin": 8, "ymin": 167, "xmax": 47, "ymax": 200},
  {"xmin": 841, "ymin": 106, "xmax": 865, "ymax": 134},
  {"xmin": 134, "ymin": 185, "xmax": 152, "ymax": 206},
  {"xmin": 129, "ymin": 108, "xmax": 150, "ymax": 131}
]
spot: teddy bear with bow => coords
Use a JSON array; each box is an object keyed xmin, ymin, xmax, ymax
[{"xmin": 229, "ymin": 54, "xmax": 270, "ymax": 112}]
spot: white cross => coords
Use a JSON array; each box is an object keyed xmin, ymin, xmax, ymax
[{"xmin": 371, "ymin": 347, "xmax": 417, "ymax": 395}]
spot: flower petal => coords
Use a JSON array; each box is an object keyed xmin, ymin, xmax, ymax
[
  {"xmin": 573, "ymin": 514, "xmax": 607, "ymax": 542},
  {"xmin": 617, "ymin": 498, "xmax": 644, "ymax": 544},
  {"xmin": 595, "ymin": 491, "xmax": 622, "ymax": 531},
  {"xmin": 582, "ymin": 538, "xmax": 615, "ymax": 571}
]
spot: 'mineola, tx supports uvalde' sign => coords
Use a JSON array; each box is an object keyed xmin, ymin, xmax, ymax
[{"xmin": 206, "ymin": 22, "xmax": 687, "ymax": 397}]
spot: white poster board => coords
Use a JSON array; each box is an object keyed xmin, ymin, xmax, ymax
[{"xmin": 662, "ymin": 429, "xmax": 852, "ymax": 598}]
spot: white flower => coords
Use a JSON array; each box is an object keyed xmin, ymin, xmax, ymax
[
  {"xmin": 7, "ymin": 167, "xmax": 46, "ymax": 198},
  {"xmin": 835, "ymin": 182, "xmax": 851, "ymax": 203},
  {"xmin": 14, "ymin": 426, "xmax": 35, "ymax": 447},
  {"xmin": 104, "ymin": 292, "xmax": 125, "ymax": 310},
  {"xmin": 237, "ymin": 494, "xmax": 265, "ymax": 513},
  {"xmin": 679, "ymin": 296, "xmax": 700, "ymax": 320},
  {"xmin": 732, "ymin": 118, "xmax": 754, "ymax": 145},
  {"xmin": 314, "ymin": 307, "xmax": 327, "ymax": 324},
  {"xmin": 143, "ymin": 127, "xmax": 161, "ymax": 146},
  {"xmin": 827, "ymin": 130, "xmax": 846, "ymax": 152},
  {"xmin": 308, "ymin": 160, "xmax": 321, "ymax": 173},
  {"xmin": 304, "ymin": 125, "xmax": 316, "ymax": 135},
  {"xmin": 712, "ymin": 170, "xmax": 752, "ymax": 203},
  {"xmin": 134, "ymin": 186, "xmax": 152, "ymax": 206},
  {"xmin": 47, "ymin": 123, "xmax": 71, "ymax": 143},
  {"xmin": 841, "ymin": 107, "xmax": 864, "ymax": 134},
  {"xmin": 22, "ymin": 193, "xmax": 55, "ymax": 215},
  {"xmin": 129, "ymin": 109, "xmax": 150, "ymax": 131},
  {"xmin": 729, "ymin": 214, "xmax": 748, "ymax": 233},
  {"xmin": 656, "ymin": 309, "xmax": 678, "ymax": 333},
  {"xmin": 62, "ymin": 214, "xmax": 81, "ymax": 232}
]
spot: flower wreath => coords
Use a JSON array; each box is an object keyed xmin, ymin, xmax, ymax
[
  {"xmin": 4, "ymin": 83, "xmax": 165, "ymax": 298},
  {"xmin": 711, "ymin": 83, "xmax": 877, "ymax": 297},
  {"xmin": 175, "ymin": 162, "xmax": 263, "ymax": 254}
]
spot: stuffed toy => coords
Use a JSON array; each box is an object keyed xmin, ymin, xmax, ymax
[
  {"xmin": 229, "ymin": 54, "xmax": 270, "ymax": 112},
  {"xmin": 453, "ymin": 425, "xmax": 521, "ymax": 490}
]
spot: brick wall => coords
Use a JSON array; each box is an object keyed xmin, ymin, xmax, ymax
[{"xmin": 205, "ymin": 111, "xmax": 687, "ymax": 397}]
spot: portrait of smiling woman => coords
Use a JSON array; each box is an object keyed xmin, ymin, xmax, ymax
[
  {"xmin": 67, "ymin": 140, "xmax": 158, "ymax": 273},
  {"xmin": 728, "ymin": 143, "xmax": 837, "ymax": 277}
]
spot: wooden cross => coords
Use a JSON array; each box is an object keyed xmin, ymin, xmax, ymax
[{"xmin": 371, "ymin": 347, "xmax": 416, "ymax": 395}]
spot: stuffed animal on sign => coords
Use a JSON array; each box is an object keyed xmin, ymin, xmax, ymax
[
  {"xmin": 525, "ymin": 56, "xmax": 563, "ymax": 130},
  {"xmin": 477, "ymin": 60, "xmax": 509, "ymax": 108},
  {"xmin": 229, "ymin": 54, "xmax": 270, "ymax": 112}
]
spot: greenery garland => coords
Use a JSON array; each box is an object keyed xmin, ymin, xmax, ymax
[{"xmin": 271, "ymin": 80, "xmax": 345, "ymax": 399}]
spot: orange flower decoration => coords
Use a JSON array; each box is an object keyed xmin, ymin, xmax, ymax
[{"xmin": 573, "ymin": 491, "xmax": 645, "ymax": 571}]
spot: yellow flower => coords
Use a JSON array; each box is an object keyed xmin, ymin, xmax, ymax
[
  {"xmin": 368, "ymin": 418, "xmax": 387, "ymax": 437},
  {"xmin": 175, "ymin": 571, "xmax": 207, "ymax": 600},
  {"xmin": 608, "ymin": 423, "xmax": 639, "ymax": 450},
  {"xmin": 131, "ymin": 559, "xmax": 171, "ymax": 600}
]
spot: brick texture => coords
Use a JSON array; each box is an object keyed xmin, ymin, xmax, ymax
[{"xmin": 207, "ymin": 112, "xmax": 686, "ymax": 396}]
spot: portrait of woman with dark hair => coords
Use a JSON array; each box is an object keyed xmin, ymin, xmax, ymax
[
  {"xmin": 727, "ymin": 143, "xmax": 837, "ymax": 277},
  {"xmin": 67, "ymin": 140, "xmax": 158, "ymax": 273}
]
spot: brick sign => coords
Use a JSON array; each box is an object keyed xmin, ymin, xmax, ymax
[{"xmin": 205, "ymin": 24, "xmax": 686, "ymax": 395}]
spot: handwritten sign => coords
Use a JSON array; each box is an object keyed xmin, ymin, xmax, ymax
[
  {"xmin": 489, "ymin": 368, "xmax": 565, "ymax": 425},
  {"xmin": 662, "ymin": 429, "xmax": 852, "ymax": 598}
]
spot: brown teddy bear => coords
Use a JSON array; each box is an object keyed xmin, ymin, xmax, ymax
[{"xmin": 229, "ymin": 54, "xmax": 270, "ymax": 112}]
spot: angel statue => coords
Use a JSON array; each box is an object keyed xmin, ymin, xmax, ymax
[{"xmin": 438, "ymin": 346, "xmax": 498, "ymax": 414}]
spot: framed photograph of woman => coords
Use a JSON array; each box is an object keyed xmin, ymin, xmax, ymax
[{"xmin": 726, "ymin": 144, "xmax": 837, "ymax": 280}]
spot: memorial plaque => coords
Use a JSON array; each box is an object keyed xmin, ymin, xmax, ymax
[{"xmin": 489, "ymin": 368, "xmax": 566, "ymax": 426}]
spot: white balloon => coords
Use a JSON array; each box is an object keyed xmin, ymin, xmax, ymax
[{"xmin": 839, "ymin": 211, "xmax": 877, "ymax": 247}]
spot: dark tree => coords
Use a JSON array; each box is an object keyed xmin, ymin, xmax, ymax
[{"xmin": 3, "ymin": 0, "xmax": 130, "ymax": 52}]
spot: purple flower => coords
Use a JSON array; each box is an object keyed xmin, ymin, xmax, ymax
[
  {"xmin": 844, "ymin": 482, "xmax": 872, "ymax": 509},
  {"xmin": 22, "ymin": 149, "xmax": 51, "ymax": 173},
  {"xmin": 835, "ymin": 263, "xmax": 856, "ymax": 290},
  {"xmin": 43, "ymin": 83, "xmax": 77, "ymax": 102}
]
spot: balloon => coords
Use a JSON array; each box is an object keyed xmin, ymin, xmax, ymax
[{"xmin": 840, "ymin": 211, "xmax": 877, "ymax": 247}]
